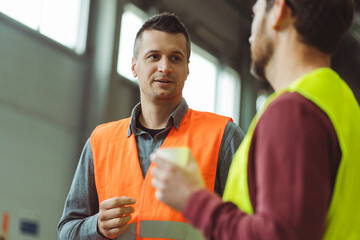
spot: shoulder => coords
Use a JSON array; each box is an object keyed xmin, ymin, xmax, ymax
[
  {"xmin": 267, "ymin": 91, "xmax": 317, "ymax": 110},
  {"xmin": 187, "ymin": 109, "xmax": 244, "ymax": 138},
  {"xmin": 91, "ymin": 118, "xmax": 131, "ymax": 142},
  {"xmin": 251, "ymin": 92, "xmax": 341, "ymax": 174},
  {"xmin": 95, "ymin": 118, "xmax": 130, "ymax": 131},
  {"xmin": 263, "ymin": 92, "xmax": 332, "ymax": 125},
  {"xmin": 188, "ymin": 109, "xmax": 232, "ymax": 122},
  {"xmin": 256, "ymin": 92, "xmax": 337, "ymax": 145},
  {"xmin": 224, "ymin": 121, "xmax": 244, "ymax": 140}
]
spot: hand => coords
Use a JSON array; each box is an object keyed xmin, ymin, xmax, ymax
[
  {"xmin": 0, "ymin": 233, "xmax": 7, "ymax": 240},
  {"xmin": 150, "ymin": 150, "xmax": 205, "ymax": 212},
  {"xmin": 97, "ymin": 196, "xmax": 136, "ymax": 239}
]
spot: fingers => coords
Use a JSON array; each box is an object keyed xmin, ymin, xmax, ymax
[
  {"xmin": 151, "ymin": 174, "xmax": 166, "ymax": 192},
  {"xmin": 102, "ymin": 224, "xmax": 129, "ymax": 239},
  {"xmin": 151, "ymin": 151, "xmax": 185, "ymax": 190},
  {"xmin": 150, "ymin": 153, "xmax": 181, "ymax": 175},
  {"xmin": 99, "ymin": 197, "xmax": 135, "ymax": 222},
  {"xmin": 98, "ymin": 197, "xmax": 136, "ymax": 239},
  {"xmin": 99, "ymin": 215, "xmax": 132, "ymax": 229},
  {"xmin": 150, "ymin": 153, "xmax": 170, "ymax": 169},
  {"xmin": 155, "ymin": 189, "xmax": 164, "ymax": 202},
  {"xmin": 98, "ymin": 215, "xmax": 131, "ymax": 239},
  {"xmin": 100, "ymin": 196, "xmax": 136, "ymax": 210},
  {"xmin": 151, "ymin": 157, "xmax": 182, "ymax": 205},
  {"xmin": 151, "ymin": 160, "xmax": 177, "ymax": 191},
  {"xmin": 150, "ymin": 148, "xmax": 206, "ymax": 212},
  {"xmin": 151, "ymin": 157, "xmax": 173, "ymax": 203},
  {"xmin": 153, "ymin": 180, "xmax": 168, "ymax": 205},
  {"xmin": 99, "ymin": 206, "xmax": 135, "ymax": 221}
]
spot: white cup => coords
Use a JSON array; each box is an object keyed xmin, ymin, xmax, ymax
[{"xmin": 156, "ymin": 147, "xmax": 190, "ymax": 168}]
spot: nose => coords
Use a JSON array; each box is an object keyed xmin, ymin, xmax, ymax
[
  {"xmin": 158, "ymin": 57, "xmax": 172, "ymax": 74},
  {"xmin": 249, "ymin": 35, "xmax": 253, "ymax": 45}
]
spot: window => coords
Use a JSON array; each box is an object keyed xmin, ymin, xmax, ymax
[
  {"xmin": 184, "ymin": 45, "xmax": 241, "ymax": 123},
  {"xmin": 0, "ymin": 0, "xmax": 90, "ymax": 54},
  {"xmin": 183, "ymin": 44, "xmax": 217, "ymax": 113},
  {"xmin": 117, "ymin": 3, "xmax": 147, "ymax": 82},
  {"xmin": 216, "ymin": 67, "xmax": 241, "ymax": 124},
  {"xmin": 256, "ymin": 89, "xmax": 269, "ymax": 112}
]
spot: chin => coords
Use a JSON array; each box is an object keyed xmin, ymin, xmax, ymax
[{"xmin": 250, "ymin": 61, "xmax": 267, "ymax": 82}]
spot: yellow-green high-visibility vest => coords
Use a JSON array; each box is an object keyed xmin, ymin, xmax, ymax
[{"xmin": 223, "ymin": 68, "xmax": 360, "ymax": 239}]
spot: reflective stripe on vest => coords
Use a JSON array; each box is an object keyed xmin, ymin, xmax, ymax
[
  {"xmin": 223, "ymin": 68, "xmax": 360, "ymax": 239},
  {"xmin": 91, "ymin": 108, "xmax": 231, "ymax": 240},
  {"xmin": 115, "ymin": 221, "xmax": 204, "ymax": 240},
  {"xmin": 117, "ymin": 223, "xmax": 137, "ymax": 240}
]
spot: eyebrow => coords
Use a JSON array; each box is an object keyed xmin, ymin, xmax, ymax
[{"xmin": 145, "ymin": 50, "xmax": 186, "ymax": 58}]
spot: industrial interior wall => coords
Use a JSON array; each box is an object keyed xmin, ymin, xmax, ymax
[{"xmin": 0, "ymin": 17, "xmax": 83, "ymax": 239}]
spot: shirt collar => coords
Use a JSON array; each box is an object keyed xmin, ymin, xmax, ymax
[{"xmin": 127, "ymin": 98, "xmax": 189, "ymax": 137}]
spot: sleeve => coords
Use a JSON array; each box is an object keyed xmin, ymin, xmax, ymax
[
  {"xmin": 215, "ymin": 121, "xmax": 244, "ymax": 196},
  {"xmin": 184, "ymin": 94, "xmax": 339, "ymax": 240},
  {"xmin": 57, "ymin": 138, "xmax": 108, "ymax": 240}
]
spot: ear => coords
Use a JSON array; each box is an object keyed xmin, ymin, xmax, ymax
[
  {"xmin": 185, "ymin": 62, "xmax": 190, "ymax": 81},
  {"xmin": 271, "ymin": 0, "xmax": 290, "ymax": 30},
  {"xmin": 132, "ymin": 57, "xmax": 137, "ymax": 78}
]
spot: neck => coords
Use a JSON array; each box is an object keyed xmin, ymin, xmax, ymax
[
  {"xmin": 266, "ymin": 29, "xmax": 331, "ymax": 91},
  {"xmin": 139, "ymin": 98, "xmax": 181, "ymax": 129}
]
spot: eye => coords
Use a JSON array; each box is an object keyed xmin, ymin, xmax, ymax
[
  {"xmin": 170, "ymin": 55, "xmax": 182, "ymax": 62},
  {"xmin": 147, "ymin": 54, "xmax": 160, "ymax": 61}
]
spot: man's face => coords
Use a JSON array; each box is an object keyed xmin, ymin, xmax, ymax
[
  {"xmin": 132, "ymin": 30, "xmax": 189, "ymax": 104},
  {"xmin": 249, "ymin": 0, "xmax": 274, "ymax": 81}
]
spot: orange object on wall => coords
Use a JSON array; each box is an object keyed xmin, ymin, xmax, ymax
[{"xmin": 1, "ymin": 212, "xmax": 8, "ymax": 234}]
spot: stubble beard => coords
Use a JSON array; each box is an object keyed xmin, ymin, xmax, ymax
[
  {"xmin": 150, "ymin": 80, "xmax": 184, "ymax": 104},
  {"xmin": 250, "ymin": 18, "xmax": 274, "ymax": 82}
]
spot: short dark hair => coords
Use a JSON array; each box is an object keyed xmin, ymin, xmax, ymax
[
  {"xmin": 266, "ymin": 0, "xmax": 354, "ymax": 54},
  {"xmin": 133, "ymin": 12, "xmax": 191, "ymax": 61}
]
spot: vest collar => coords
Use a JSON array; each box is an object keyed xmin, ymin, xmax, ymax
[{"xmin": 127, "ymin": 98, "xmax": 189, "ymax": 137}]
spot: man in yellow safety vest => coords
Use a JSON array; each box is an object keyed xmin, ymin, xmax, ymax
[{"xmin": 151, "ymin": 0, "xmax": 360, "ymax": 239}]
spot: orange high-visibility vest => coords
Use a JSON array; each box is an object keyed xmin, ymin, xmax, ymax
[{"xmin": 91, "ymin": 108, "xmax": 231, "ymax": 240}]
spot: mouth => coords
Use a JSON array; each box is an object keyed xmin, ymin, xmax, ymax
[{"xmin": 154, "ymin": 79, "xmax": 174, "ymax": 84}]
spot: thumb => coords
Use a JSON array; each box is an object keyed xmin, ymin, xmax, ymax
[
  {"xmin": 185, "ymin": 150, "xmax": 197, "ymax": 168},
  {"xmin": 185, "ymin": 152, "xmax": 205, "ymax": 186}
]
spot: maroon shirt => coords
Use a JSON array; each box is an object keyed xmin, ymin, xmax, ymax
[{"xmin": 183, "ymin": 92, "xmax": 341, "ymax": 240}]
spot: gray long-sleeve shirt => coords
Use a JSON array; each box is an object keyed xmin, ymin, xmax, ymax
[{"xmin": 58, "ymin": 99, "xmax": 244, "ymax": 240}]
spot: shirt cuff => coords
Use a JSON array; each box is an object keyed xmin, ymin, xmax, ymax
[{"xmin": 84, "ymin": 213, "xmax": 109, "ymax": 240}]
